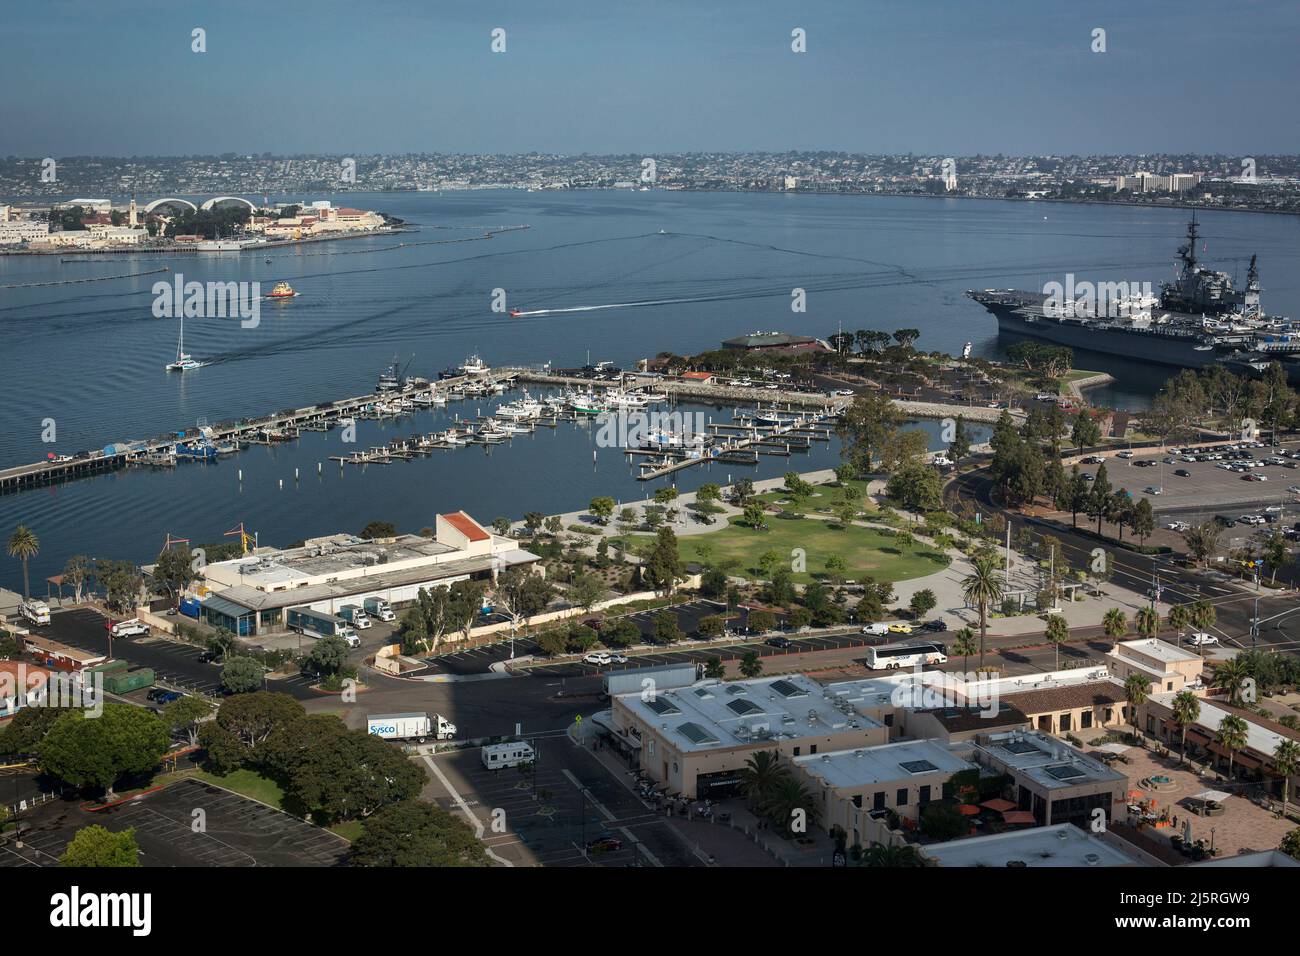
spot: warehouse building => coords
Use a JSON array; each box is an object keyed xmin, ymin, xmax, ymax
[{"xmin": 198, "ymin": 512, "xmax": 540, "ymax": 636}]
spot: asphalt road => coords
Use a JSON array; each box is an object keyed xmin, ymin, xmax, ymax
[{"xmin": 947, "ymin": 468, "xmax": 1300, "ymax": 655}]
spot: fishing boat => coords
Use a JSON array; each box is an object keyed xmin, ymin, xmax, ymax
[
  {"xmin": 567, "ymin": 391, "xmax": 606, "ymax": 416},
  {"xmin": 476, "ymin": 424, "xmax": 510, "ymax": 443},
  {"xmin": 266, "ymin": 281, "xmax": 298, "ymax": 299},
  {"xmin": 460, "ymin": 354, "xmax": 490, "ymax": 376},
  {"xmin": 603, "ymin": 389, "xmax": 649, "ymax": 410},
  {"xmin": 494, "ymin": 392, "xmax": 545, "ymax": 421},
  {"xmin": 166, "ymin": 316, "xmax": 205, "ymax": 371}
]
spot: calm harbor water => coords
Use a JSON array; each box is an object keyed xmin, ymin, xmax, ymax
[{"xmin": 1, "ymin": 191, "xmax": 1296, "ymax": 589}]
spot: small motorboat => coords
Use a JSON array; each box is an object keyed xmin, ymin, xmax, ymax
[{"xmin": 266, "ymin": 281, "xmax": 298, "ymax": 299}]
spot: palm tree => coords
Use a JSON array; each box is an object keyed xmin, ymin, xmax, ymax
[
  {"xmin": 1217, "ymin": 714, "xmax": 1248, "ymax": 780},
  {"xmin": 6, "ymin": 525, "xmax": 39, "ymax": 600},
  {"xmin": 1103, "ymin": 608, "xmax": 1127, "ymax": 640},
  {"xmin": 1135, "ymin": 606, "xmax": 1159, "ymax": 640},
  {"xmin": 1045, "ymin": 614, "xmax": 1069, "ymax": 670},
  {"xmin": 763, "ymin": 775, "xmax": 821, "ymax": 836},
  {"xmin": 1213, "ymin": 658, "xmax": 1251, "ymax": 707},
  {"xmin": 1123, "ymin": 673, "xmax": 1152, "ymax": 743},
  {"xmin": 953, "ymin": 627, "xmax": 978, "ymax": 674},
  {"xmin": 738, "ymin": 750, "xmax": 788, "ymax": 811},
  {"xmin": 961, "ymin": 555, "xmax": 1004, "ymax": 670},
  {"xmin": 1167, "ymin": 603, "xmax": 1190, "ymax": 634},
  {"xmin": 1273, "ymin": 739, "xmax": 1300, "ymax": 819},
  {"xmin": 1171, "ymin": 690, "xmax": 1201, "ymax": 767},
  {"xmin": 860, "ymin": 842, "xmax": 927, "ymax": 867},
  {"xmin": 1190, "ymin": 600, "xmax": 1216, "ymax": 656}
]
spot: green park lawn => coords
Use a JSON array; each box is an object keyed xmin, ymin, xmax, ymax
[{"xmin": 621, "ymin": 513, "xmax": 947, "ymax": 585}]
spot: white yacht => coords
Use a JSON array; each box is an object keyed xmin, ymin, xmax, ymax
[{"xmin": 166, "ymin": 316, "xmax": 205, "ymax": 371}]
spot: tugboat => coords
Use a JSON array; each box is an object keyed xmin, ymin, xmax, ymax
[{"xmin": 266, "ymin": 281, "xmax": 298, "ymax": 299}]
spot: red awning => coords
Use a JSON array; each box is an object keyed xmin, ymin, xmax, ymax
[
  {"xmin": 981, "ymin": 798, "xmax": 1016, "ymax": 812},
  {"xmin": 1001, "ymin": 810, "xmax": 1036, "ymax": 825}
]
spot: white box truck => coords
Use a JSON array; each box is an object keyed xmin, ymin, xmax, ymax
[
  {"xmin": 482, "ymin": 740, "xmax": 536, "ymax": 770},
  {"xmin": 366, "ymin": 712, "xmax": 456, "ymax": 742},
  {"xmin": 19, "ymin": 600, "xmax": 50, "ymax": 626},
  {"xmin": 362, "ymin": 597, "xmax": 395, "ymax": 622}
]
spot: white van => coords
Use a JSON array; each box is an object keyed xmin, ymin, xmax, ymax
[
  {"xmin": 861, "ymin": 622, "xmax": 891, "ymax": 636},
  {"xmin": 482, "ymin": 741, "xmax": 536, "ymax": 770}
]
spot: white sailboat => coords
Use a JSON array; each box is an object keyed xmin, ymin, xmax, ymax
[{"xmin": 166, "ymin": 316, "xmax": 204, "ymax": 371}]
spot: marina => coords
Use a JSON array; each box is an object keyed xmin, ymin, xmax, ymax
[{"xmin": 0, "ymin": 361, "xmax": 847, "ymax": 495}]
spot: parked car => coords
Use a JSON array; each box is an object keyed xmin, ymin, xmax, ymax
[
  {"xmin": 197, "ymin": 650, "xmax": 220, "ymax": 664},
  {"xmin": 888, "ymin": 622, "xmax": 915, "ymax": 634},
  {"xmin": 1186, "ymin": 633, "xmax": 1219, "ymax": 647},
  {"xmin": 1174, "ymin": 469, "xmax": 1192, "ymax": 478},
  {"xmin": 922, "ymin": 619, "xmax": 948, "ymax": 632},
  {"xmin": 1080, "ymin": 456, "xmax": 1104, "ymax": 465},
  {"xmin": 1117, "ymin": 450, "xmax": 1135, "ymax": 459},
  {"xmin": 766, "ymin": 636, "xmax": 793, "ymax": 649},
  {"xmin": 1143, "ymin": 486, "xmax": 1162, "ymax": 495},
  {"xmin": 146, "ymin": 689, "xmax": 183, "ymax": 704},
  {"xmin": 861, "ymin": 622, "xmax": 891, "ymax": 636},
  {"xmin": 583, "ymin": 651, "xmax": 613, "ymax": 666},
  {"xmin": 585, "ymin": 836, "xmax": 624, "ymax": 853}
]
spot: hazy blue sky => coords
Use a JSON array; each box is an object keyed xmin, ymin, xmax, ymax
[{"xmin": 4, "ymin": 0, "xmax": 1299, "ymax": 155}]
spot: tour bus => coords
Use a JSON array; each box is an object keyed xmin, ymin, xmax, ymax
[
  {"xmin": 866, "ymin": 641, "xmax": 948, "ymax": 670},
  {"xmin": 285, "ymin": 607, "xmax": 361, "ymax": 648}
]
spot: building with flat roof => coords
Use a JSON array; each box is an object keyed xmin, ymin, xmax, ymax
[
  {"xmin": 1107, "ymin": 639, "xmax": 1204, "ymax": 695},
  {"xmin": 198, "ymin": 512, "xmax": 539, "ymax": 635},
  {"xmin": 972, "ymin": 730, "xmax": 1128, "ymax": 828},
  {"xmin": 720, "ymin": 331, "xmax": 829, "ymax": 353},
  {"xmin": 924, "ymin": 823, "xmax": 1144, "ymax": 868},
  {"xmin": 1143, "ymin": 693, "xmax": 1300, "ymax": 789},
  {"xmin": 792, "ymin": 739, "xmax": 975, "ymax": 837},
  {"xmin": 609, "ymin": 674, "xmax": 887, "ymax": 799}
]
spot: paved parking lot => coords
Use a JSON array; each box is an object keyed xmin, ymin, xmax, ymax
[
  {"xmin": 423, "ymin": 735, "xmax": 700, "ymax": 867},
  {"xmin": 0, "ymin": 778, "xmax": 349, "ymax": 867},
  {"xmin": 38, "ymin": 608, "xmax": 321, "ymax": 700},
  {"xmin": 1095, "ymin": 443, "xmax": 1300, "ymax": 519}
]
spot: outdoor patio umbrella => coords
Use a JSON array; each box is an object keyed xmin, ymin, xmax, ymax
[
  {"xmin": 981, "ymin": 798, "xmax": 1015, "ymax": 812},
  {"xmin": 1001, "ymin": 810, "xmax": 1036, "ymax": 825}
]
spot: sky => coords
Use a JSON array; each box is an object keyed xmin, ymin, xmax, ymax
[{"xmin": 3, "ymin": 0, "xmax": 1299, "ymax": 156}]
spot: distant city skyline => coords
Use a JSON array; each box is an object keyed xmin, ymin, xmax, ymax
[{"xmin": 4, "ymin": 0, "xmax": 1300, "ymax": 156}]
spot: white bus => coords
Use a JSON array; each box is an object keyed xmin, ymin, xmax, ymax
[{"xmin": 866, "ymin": 641, "xmax": 948, "ymax": 670}]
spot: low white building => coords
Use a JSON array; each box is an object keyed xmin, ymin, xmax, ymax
[
  {"xmin": 198, "ymin": 512, "xmax": 540, "ymax": 636},
  {"xmin": 0, "ymin": 221, "xmax": 50, "ymax": 244},
  {"xmin": 924, "ymin": 823, "xmax": 1145, "ymax": 867}
]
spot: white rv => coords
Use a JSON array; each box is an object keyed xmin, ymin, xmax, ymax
[{"xmin": 482, "ymin": 741, "xmax": 536, "ymax": 770}]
